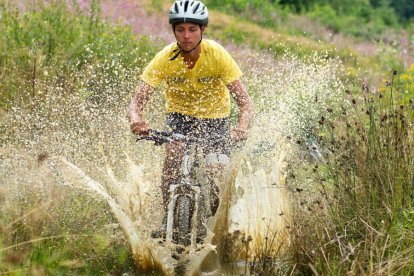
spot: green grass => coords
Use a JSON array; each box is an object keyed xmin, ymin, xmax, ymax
[
  {"xmin": 1, "ymin": 236, "xmax": 135, "ymax": 275},
  {"xmin": 206, "ymin": 9, "xmax": 394, "ymax": 82},
  {"xmin": 0, "ymin": 2, "xmax": 157, "ymax": 272},
  {"xmin": 208, "ymin": 10, "xmax": 334, "ymax": 57},
  {"xmin": 0, "ymin": 182, "xmax": 137, "ymax": 275}
]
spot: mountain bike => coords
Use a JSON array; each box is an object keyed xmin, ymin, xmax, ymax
[{"xmin": 138, "ymin": 130, "xmax": 229, "ymax": 247}]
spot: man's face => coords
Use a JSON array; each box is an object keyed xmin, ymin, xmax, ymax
[{"xmin": 173, "ymin": 22, "xmax": 204, "ymax": 51}]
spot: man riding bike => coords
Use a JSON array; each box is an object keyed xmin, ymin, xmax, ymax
[{"xmin": 128, "ymin": 0, "xmax": 253, "ymax": 239}]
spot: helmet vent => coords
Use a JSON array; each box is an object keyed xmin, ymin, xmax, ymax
[
  {"xmin": 184, "ymin": 0, "xmax": 189, "ymax": 12},
  {"xmin": 193, "ymin": 2, "xmax": 200, "ymax": 13},
  {"xmin": 173, "ymin": 2, "xmax": 179, "ymax": 13}
]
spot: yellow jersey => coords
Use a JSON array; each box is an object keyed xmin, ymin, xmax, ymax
[{"xmin": 140, "ymin": 39, "xmax": 242, "ymax": 119}]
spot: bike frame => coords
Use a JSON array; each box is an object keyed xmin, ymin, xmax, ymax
[
  {"xmin": 165, "ymin": 148, "xmax": 202, "ymax": 244},
  {"xmin": 139, "ymin": 130, "xmax": 225, "ymax": 246}
]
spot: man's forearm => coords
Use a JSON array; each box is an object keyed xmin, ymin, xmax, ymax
[
  {"xmin": 128, "ymin": 83, "xmax": 154, "ymax": 123},
  {"xmin": 237, "ymin": 101, "xmax": 253, "ymax": 130},
  {"xmin": 128, "ymin": 94, "xmax": 145, "ymax": 123},
  {"xmin": 228, "ymin": 80, "xmax": 253, "ymax": 130}
]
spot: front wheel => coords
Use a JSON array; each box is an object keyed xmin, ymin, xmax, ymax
[{"xmin": 173, "ymin": 195, "xmax": 192, "ymax": 246}]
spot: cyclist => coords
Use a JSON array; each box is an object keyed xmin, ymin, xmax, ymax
[{"xmin": 128, "ymin": 0, "xmax": 253, "ymax": 238}]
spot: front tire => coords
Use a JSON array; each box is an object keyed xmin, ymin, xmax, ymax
[{"xmin": 174, "ymin": 195, "xmax": 192, "ymax": 246}]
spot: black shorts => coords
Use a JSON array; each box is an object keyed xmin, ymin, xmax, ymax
[{"xmin": 166, "ymin": 112, "xmax": 230, "ymax": 155}]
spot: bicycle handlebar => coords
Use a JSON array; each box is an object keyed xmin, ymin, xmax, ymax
[{"xmin": 136, "ymin": 129, "xmax": 226, "ymax": 146}]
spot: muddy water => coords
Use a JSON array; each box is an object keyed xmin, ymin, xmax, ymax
[
  {"xmin": 0, "ymin": 113, "xmax": 291, "ymax": 275},
  {"xmin": 67, "ymin": 146, "xmax": 290, "ymax": 275}
]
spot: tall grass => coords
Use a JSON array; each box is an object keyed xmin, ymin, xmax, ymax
[
  {"xmin": 0, "ymin": 169, "xmax": 137, "ymax": 274},
  {"xmin": 289, "ymin": 70, "xmax": 414, "ymax": 274}
]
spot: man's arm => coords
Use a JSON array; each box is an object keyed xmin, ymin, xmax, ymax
[
  {"xmin": 227, "ymin": 79, "xmax": 253, "ymax": 141},
  {"xmin": 128, "ymin": 82, "xmax": 156, "ymax": 136}
]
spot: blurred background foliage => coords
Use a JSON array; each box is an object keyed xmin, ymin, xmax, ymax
[{"xmin": 205, "ymin": 0, "xmax": 413, "ymax": 39}]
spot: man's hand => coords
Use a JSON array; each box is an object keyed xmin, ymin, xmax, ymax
[
  {"xmin": 130, "ymin": 121, "xmax": 150, "ymax": 136},
  {"xmin": 230, "ymin": 126, "xmax": 248, "ymax": 142}
]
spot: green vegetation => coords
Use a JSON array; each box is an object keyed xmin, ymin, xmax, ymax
[
  {"xmin": 0, "ymin": 0, "xmax": 156, "ymax": 109},
  {"xmin": 204, "ymin": 2, "xmax": 414, "ymax": 274},
  {"xmin": 208, "ymin": 10, "xmax": 334, "ymax": 59},
  {"xmin": 203, "ymin": 1, "xmax": 408, "ymax": 80},
  {"xmin": 399, "ymin": 64, "xmax": 414, "ymax": 99},
  {"xmin": 205, "ymin": 0, "xmax": 412, "ymax": 40},
  {"xmin": 2, "ymin": 236, "xmax": 135, "ymax": 274},
  {"xmin": 0, "ymin": 183, "xmax": 136, "ymax": 274},
  {"xmin": 289, "ymin": 71, "xmax": 414, "ymax": 274}
]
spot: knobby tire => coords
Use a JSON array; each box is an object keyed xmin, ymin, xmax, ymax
[{"xmin": 174, "ymin": 195, "xmax": 192, "ymax": 246}]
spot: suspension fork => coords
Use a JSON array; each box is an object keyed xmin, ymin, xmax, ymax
[{"xmin": 165, "ymin": 146, "xmax": 202, "ymax": 244}]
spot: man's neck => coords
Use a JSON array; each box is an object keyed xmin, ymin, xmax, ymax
[
  {"xmin": 181, "ymin": 44, "xmax": 201, "ymax": 60},
  {"xmin": 181, "ymin": 45, "xmax": 201, "ymax": 69}
]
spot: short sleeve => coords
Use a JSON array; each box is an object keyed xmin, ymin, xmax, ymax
[
  {"xmin": 218, "ymin": 45, "xmax": 243, "ymax": 85},
  {"xmin": 140, "ymin": 51, "xmax": 165, "ymax": 88}
]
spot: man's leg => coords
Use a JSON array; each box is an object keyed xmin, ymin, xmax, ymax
[
  {"xmin": 161, "ymin": 141, "xmax": 185, "ymax": 211},
  {"xmin": 161, "ymin": 112, "xmax": 189, "ymax": 210},
  {"xmin": 152, "ymin": 141, "xmax": 185, "ymax": 238}
]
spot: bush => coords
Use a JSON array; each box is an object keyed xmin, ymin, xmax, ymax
[{"xmin": 204, "ymin": 0, "xmax": 404, "ymax": 41}]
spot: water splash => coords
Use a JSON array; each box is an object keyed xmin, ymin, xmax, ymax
[
  {"xmin": 52, "ymin": 145, "xmax": 290, "ymax": 274},
  {"xmin": 229, "ymin": 151, "xmax": 290, "ymax": 253},
  {"xmin": 60, "ymin": 157, "xmax": 175, "ymax": 274}
]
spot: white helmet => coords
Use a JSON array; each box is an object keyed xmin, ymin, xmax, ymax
[{"xmin": 169, "ymin": 0, "xmax": 208, "ymax": 25}]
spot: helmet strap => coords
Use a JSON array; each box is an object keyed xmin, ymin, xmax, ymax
[{"xmin": 169, "ymin": 37, "xmax": 202, "ymax": 61}]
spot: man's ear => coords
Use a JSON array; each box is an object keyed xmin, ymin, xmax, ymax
[{"xmin": 200, "ymin": 25, "xmax": 206, "ymax": 33}]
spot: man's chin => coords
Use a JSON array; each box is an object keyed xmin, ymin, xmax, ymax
[{"xmin": 180, "ymin": 43, "xmax": 193, "ymax": 50}]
